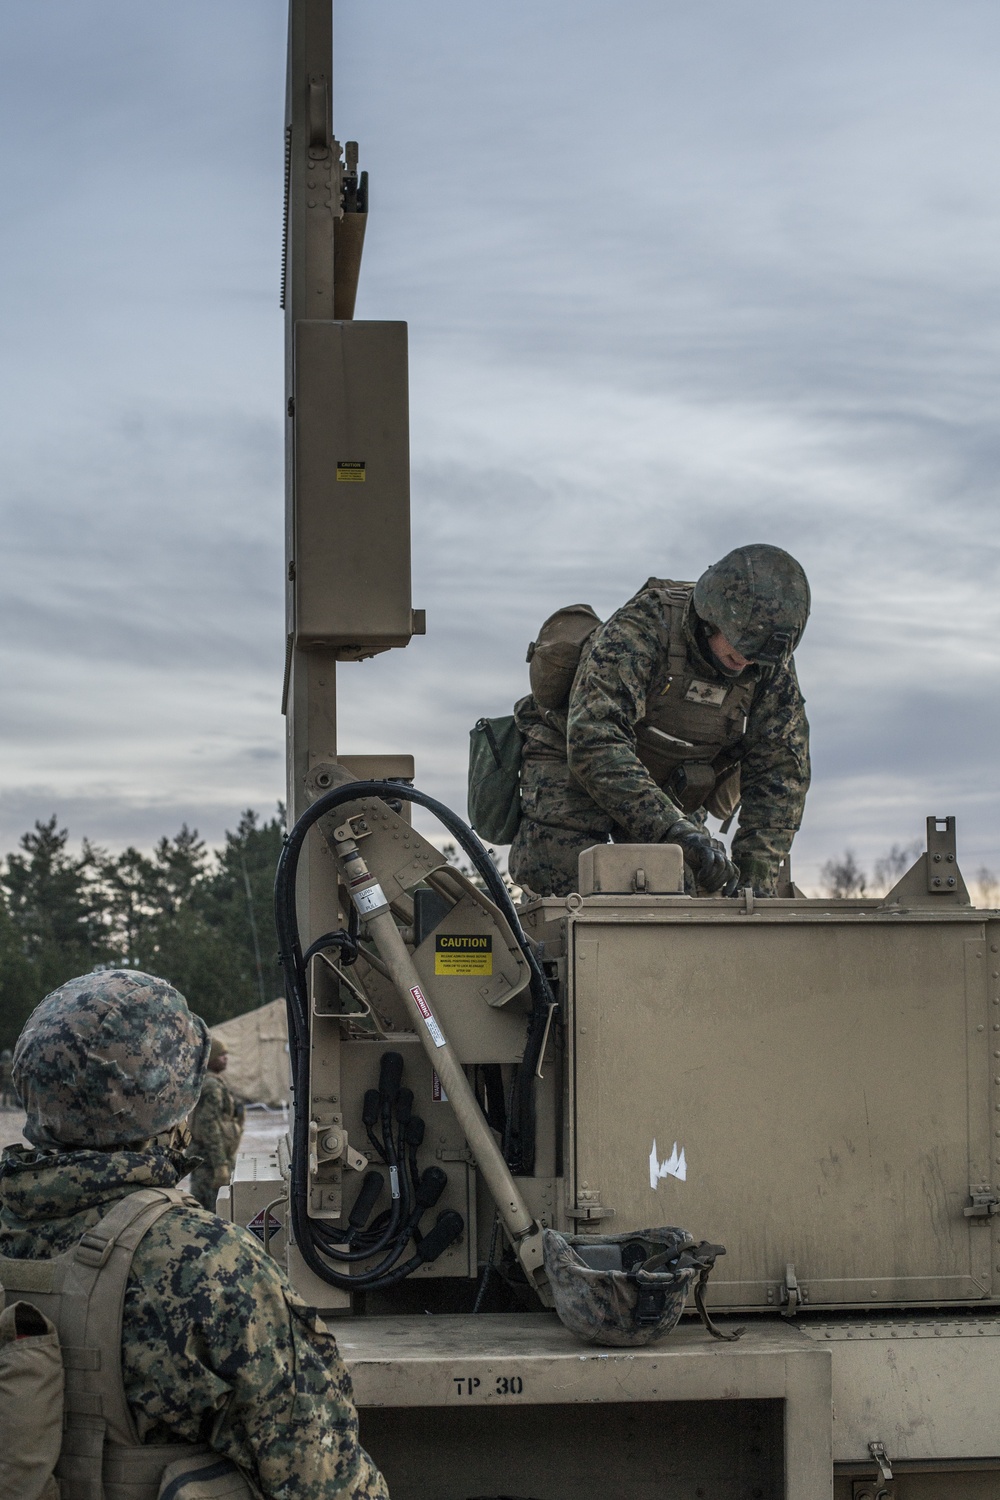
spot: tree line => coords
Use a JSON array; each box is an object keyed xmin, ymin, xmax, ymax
[
  {"xmin": 0, "ymin": 809, "xmax": 285, "ymax": 1052},
  {"xmin": 820, "ymin": 842, "xmax": 998, "ymax": 902}
]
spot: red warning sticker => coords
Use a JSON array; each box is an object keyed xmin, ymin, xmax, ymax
[{"xmin": 409, "ymin": 985, "xmax": 447, "ymax": 1049}]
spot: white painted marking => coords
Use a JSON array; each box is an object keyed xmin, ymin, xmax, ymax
[{"xmin": 649, "ymin": 1138, "xmax": 687, "ymax": 1188}]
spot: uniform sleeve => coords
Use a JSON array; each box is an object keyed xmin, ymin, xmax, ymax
[
  {"xmin": 730, "ymin": 658, "xmax": 810, "ymax": 893},
  {"xmin": 123, "ymin": 1211, "xmax": 388, "ymax": 1500},
  {"xmin": 189, "ymin": 1078, "xmax": 230, "ymax": 1172},
  {"xmin": 565, "ymin": 598, "xmax": 685, "ymax": 843}
]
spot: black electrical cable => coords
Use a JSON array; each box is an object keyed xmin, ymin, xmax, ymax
[
  {"xmin": 275, "ymin": 779, "xmax": 555, "ymax": 1291},
  {"xmin": 302, "ymin": 928, "xmax": 359, "ymax": 968}
]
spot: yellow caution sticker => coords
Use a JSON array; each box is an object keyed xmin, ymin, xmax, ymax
[
  {"xmin": 435, "ymin": 934, "xmax": 493, "ymax": 976},
  {"xmin": 336, "ymin": 460, "xmax": 366, "ymax": 482}
]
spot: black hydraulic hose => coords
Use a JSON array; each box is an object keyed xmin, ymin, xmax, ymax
[
  {"xmin": 275, "ymin": 779, "xmax": 554, "ymax": 1290},
  {"xmin": 302, "ymin": 928, "xmax": 359, "ymax": 968}
]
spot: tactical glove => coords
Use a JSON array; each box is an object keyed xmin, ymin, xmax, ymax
[{"xmin": 665, "ymin": 819, "xmax": 740, "ymax": 895}]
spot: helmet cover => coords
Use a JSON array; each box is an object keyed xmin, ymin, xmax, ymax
[
  {"xmin": 543, "ymin": 1226, "xmax": 705, "ymax": 1347},
  {"xmin": 13, "ymin": 969, "xmax": 210, "ymax": 1149},
  {"xmin": 693, "ymin": 544, "xmax": 810, "ymax": 665}
]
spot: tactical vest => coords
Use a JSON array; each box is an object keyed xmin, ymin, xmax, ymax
[
  {"xmin": 628, "ymin": 580, "xmax": 756, "ymax": 819},
  {"xmin": 0, "ymin": 1187, "xmax": 255, "ymax": 1500}
]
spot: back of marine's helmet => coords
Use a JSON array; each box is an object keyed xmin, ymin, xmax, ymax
[{"xmin": 13, "ymin": 969, "xmax": 210, "ymax": 1149}]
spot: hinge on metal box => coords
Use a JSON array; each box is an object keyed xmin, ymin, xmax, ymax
[
  {"xmin": 567, "ymin": 1186, "xmax": 615, "ymax": 1223},
  {"xmin": 780, "ymin": 1262, "xmax": 808, "ymax": 1316},
  {"xmin": 964, "ymin": 1188, "xmax": 1000, "ymax": 1218}
]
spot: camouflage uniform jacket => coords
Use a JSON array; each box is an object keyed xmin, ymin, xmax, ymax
[
  {"xmin": 0, "ymin": 1142, "xmax": 388, "ymax": 1500},
  {"xmin": 517, "ymin": 579, "xmax": 810, "ymax": 890},
  {"xmin": 190, "ymin": 1073, "xmax": 241, "ymax": 1172}
]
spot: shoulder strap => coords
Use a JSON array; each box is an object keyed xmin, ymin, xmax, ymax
[
  {"xmin": 656, "ymin": 582, "xmax": 693, "ymax": 680},
  {"xmin": 63, "ymin": 1187, "xmax": 197, "ymax": 1447}
]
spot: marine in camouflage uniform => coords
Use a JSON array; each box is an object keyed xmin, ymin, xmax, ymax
[
  {"xmin": 509, "ymin": 545, "xmax": 810, "ymax": 898},
  {"xmin": 1, "ymin": 969, "xmax": 387, "ymax": 1500},
  {"xmin": 188, "ymin": 1036, "xmax": 243, "ymax": 1213}
]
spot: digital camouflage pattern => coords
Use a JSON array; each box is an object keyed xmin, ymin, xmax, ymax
[
  {"xmin": 509, "ymin": 575, "xmax": 809, "ymax": 897},
  {"xmin": 543, "ymin": 1227, "xmax": 699, "ymax": 1347},
  {"xmin": 13, "ymin": 970, "xmax": 211, "ymax": 1150},
  {"xmin": 0, "ymin": 1143, "xmax": 388, "ymax": 1500},
  {"xmin": 692, "ymin": 544, "xmax": 810, "ymax": 665},
  {"xmin": 188, "ymin": 1073, "xmax": 242, "ymax": 1213}
]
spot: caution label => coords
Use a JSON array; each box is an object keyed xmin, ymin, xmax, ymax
[
  {"xmin": 336, "ymin": 460, "xmax": 366, "ymax": 482},
  {"xmin": 435, "ymin": 934, "xmax": 493, "ymax": 976}
]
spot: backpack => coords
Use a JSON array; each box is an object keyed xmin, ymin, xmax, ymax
[
  {"xmin": 468, "ymin": 715, "xmax": 523, "ymax": 845},
  {"xmin": 0, "ymin": 1188, "xmax": 258, "ymax": 1500},
  {"xmin": 467, "ymin": 606, "xmax": 603, "ymax": 846},
  {"xmin": 526, "ymin": 604, "xmax": 601, "ymax": 711}
]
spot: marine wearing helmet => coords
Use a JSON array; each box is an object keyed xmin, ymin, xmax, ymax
[
  {"xmin": 509, "ymin": 543, "xmax": 811, "ymax": 898},
  {"xmin": 0, "ymin": 969, "xmax": 387, "ymax": 1500}
]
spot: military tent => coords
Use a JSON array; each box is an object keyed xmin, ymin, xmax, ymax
[{"xmin": 210, "ymin": 999, "xmax": 289, "ymax": 1107}]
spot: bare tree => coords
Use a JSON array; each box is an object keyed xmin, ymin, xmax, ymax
[
  {"xmin": 975, "ymin": 866, "xmax": 1000, "ymax": 909},
  {"xmin": 820, "ymin": 850, "xmax": 867, "ymax": 898},
  {"xmin": 871, "ymin": 842, "xmax": 921, "ymax": 895}
]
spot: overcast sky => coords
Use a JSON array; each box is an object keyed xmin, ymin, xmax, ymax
[{"xmin": 1, "ymin": 1, "xmax": 999, "ymax": 892}]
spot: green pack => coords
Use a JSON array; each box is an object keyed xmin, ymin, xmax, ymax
[{"xmin": 467, "ymin": 715, "xmax": 523, "ymax": 845}]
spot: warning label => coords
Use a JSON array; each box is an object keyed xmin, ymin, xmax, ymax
[
  {"xmin": 246, "ymin": 1207, "xmax": 283, "ymax": 1243},
  {"xmin": 435, "ymin": 934, "xmax": 493, "ymax": 976},
  {"xmin": 409, "ymin": 985, "xmax": 447, "ymax": 1048},
  {"xmin": 336, "ymin": 460, "xmax": 366, "ymax": 482}
]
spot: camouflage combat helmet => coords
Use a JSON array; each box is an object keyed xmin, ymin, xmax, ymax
[
  {"xmin": 13, "ymin": 969, "xmax": 210, "ymax": 1149},
  {"xmin": 693, "ymin": 544, "xmax": 810, "ymax": 666},
  {"xmin": 543, "ymin": 1226, "xmax": 732, "ymax": 1348}
]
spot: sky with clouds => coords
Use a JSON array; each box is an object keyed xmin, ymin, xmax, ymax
[{"xmin": 1, "ymin": 0, "xmax": 999, "ymax": 891}]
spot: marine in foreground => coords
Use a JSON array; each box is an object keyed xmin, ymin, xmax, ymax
[{"xmin": 0, "ymin": 968, "xmax": 388, "ymax": 1500}]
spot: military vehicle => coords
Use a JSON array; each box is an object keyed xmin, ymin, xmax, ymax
[{"xmin": 226, "ymin": 3, "xmax": 1000, "ymax": 1494}]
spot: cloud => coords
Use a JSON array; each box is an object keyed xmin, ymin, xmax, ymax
[{"xmin": 0, "ymin": 0, "xmax": 998, "ymax": 895}]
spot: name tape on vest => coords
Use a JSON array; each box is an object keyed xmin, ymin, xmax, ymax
[{"xmin": 685, "ymin": 679, "xmax": 728, "ymax": 706}]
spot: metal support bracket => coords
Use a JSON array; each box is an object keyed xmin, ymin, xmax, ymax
[{"xmin": 926, "ymin": 815, "xmax": 959, "ymax": 893}]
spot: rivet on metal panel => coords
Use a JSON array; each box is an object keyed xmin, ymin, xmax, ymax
[{"xmin": 993, "ymin": 945, "xmax": 999, "ymax": 953}]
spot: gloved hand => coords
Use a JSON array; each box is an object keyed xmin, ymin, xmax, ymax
[{"xmin": 665, "ymin": 819, "xmax": 740, "ymax": 895}]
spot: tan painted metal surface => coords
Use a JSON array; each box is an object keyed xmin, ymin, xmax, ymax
[
  {"xmin": 337, "ymin": 1313, "xmax": 833, "ymax": 1498},
  {"xmin": 800, "ymin": 1317, "xmax": 1000, "ymax": 1465},
  {"xmin": 560, "ymin": 899, "xmax": 999, "ymax": 1310}
]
